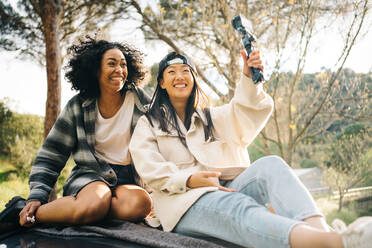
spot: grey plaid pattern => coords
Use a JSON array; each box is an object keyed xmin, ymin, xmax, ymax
[{"xmin": 28, "ymin": 84, "xmax": 150, "ymax": 204}]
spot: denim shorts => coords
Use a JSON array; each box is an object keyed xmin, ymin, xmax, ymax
[
  {"xmin": 63, "ymin": 163, "xmax": 138, "ymax": 198},
  {"xmin": 110, "ymin": 164, "xmax": 137, "ymax": 186}
]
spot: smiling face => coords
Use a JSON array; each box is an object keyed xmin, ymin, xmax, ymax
[
  {"xmin": 98, "ymin": 48, "xmax": 128, "ymax": 95},
  {"xmin": 160, "ymin": 63, "xmax": 195, "ymax": 105}
]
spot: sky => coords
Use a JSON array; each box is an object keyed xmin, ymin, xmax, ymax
[
  {"xmin": 1, "ymin": 15, "xmax": 371, "ymax": 116},
  {"xmin": 0, "ymin": 22, "xmax": 169, "ymax": 116}
]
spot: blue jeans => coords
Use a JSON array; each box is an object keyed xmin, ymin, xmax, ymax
[{"xmin": 174, "ymin": 156, "xmax": 323, "ymax": 248}]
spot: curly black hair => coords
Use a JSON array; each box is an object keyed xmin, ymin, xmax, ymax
[{"xmin": 64, "ymin": 36, "xmax": 146, "ymax": 98}]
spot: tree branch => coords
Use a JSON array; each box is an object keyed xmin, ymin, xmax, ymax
[{"xmin": 294, "ymin": 0, "xmax": 369, "ymax": 144}]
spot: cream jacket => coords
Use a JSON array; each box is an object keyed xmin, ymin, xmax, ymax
[{"xmin": 129, "ymin": 75, "xmax": 274, "ymax": 232}]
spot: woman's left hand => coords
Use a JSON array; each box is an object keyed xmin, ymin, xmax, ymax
[
  {"xmin": 187, "ymin": 171, "xmax": 236, "ymax": 192},
  {"xmin": 19, "ymin": 200, "xmax": 41, "ymax": 227},
  {"xmin": 241, "ymin": 50, "xmax": 264, "ymax": 79}
]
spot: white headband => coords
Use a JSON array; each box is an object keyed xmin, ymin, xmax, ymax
[{"xmin": 166, "ymin": 58, "xmax": 184, "ymax": 66}]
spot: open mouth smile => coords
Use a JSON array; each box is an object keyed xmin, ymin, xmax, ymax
[
  {"xmin": 173, "ymin": 83, "xmax": 187, "ymax": 88},
  {"xmin": 110, "ymin": 77, "xmax": 123, "ymax": 81}
]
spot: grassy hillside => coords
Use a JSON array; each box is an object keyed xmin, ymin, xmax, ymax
[{"xmin": 0, "ymin": 156, "xmax": 74, "ymax": 211}]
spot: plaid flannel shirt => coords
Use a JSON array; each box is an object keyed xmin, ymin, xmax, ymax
[{"xmin": 27, "ymin": 84, "xmax": 150, "ymax": 204}]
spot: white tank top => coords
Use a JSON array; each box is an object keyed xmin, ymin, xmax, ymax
[{"xmin": 94, "ymin": 91, "xmax": 134, "ymax": 165}]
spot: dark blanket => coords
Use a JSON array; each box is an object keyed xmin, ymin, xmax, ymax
[{"xmin": 28, "ymin": 220, "xmax": 228, "ymax": 248}]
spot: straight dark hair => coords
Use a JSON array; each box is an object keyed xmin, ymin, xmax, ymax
[{"xmin": 146, "ymin": 72, "xmax": 214, "ymax": 146}]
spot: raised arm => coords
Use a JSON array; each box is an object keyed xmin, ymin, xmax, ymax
[{"xmin": 211, "ymin": 50, "xmax": 274, "ymax": 146}]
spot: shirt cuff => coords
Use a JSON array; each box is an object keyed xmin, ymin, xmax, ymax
[{"xmin": 164, "ymin": 171, "xmax": 193, "ymax": 194}]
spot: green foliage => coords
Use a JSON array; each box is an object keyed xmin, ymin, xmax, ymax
[
  {"xmin": 10, "ymin": 113, "xmax": 43, "ymax": 176},
  {"xmin": 9, "ymin": 137, "xmax": 39, "ymax": 177},
  {"xmin": 0, "ymin": 1, "xmax": 31, "ymax": 51},
  {"xmin": 0, "ymin": 100, "xmax": 14, "ymax": 153},
  {"xmin": 322, "ymin": 124, "xmax": 372, "ymax": 211},
  {"xmin": 326, "ymin": 124, "xmax": 371, "ymax": 172},
  {"xmin": 0, "ymin": 156, "xmax": 29, "ymax": 211},
  {"xmin": 255, "ymin": 67, "xmax": 371, "ymax": 166},
  {"xmin": 316, "ymin": 197, "xmax": 371, "ymax": 225},
  {"xmin": 300, "ymin": 159, "xmax": 318, "ymax": 168},
  {"xmin": 340, "ymin": 123, "xmax": 367, "ymax": 138},
  {"xmin": 325, "ymin": 204, "xmax": 362, "ymax": 225},
  {"xmin": 248, "ymin": 145, "xmax": 265, "ymax": 163},
  {"xmin": 0, "ymin": 156, "xmax": 75, "ymax": 211},
  {"xmin": 0, "ymin": 100, "xmax": 44, "ymax": 176},
  {"xmin": 248, "ymin": 136, "xmax": 282, "ymax": 163},
  {"xmin": 0, "ymin": 177, "xmax": 29, "ymax": 212},
  {"xmin": 362, "ymin": 171, "xmax": 372, "ymax": 186}
]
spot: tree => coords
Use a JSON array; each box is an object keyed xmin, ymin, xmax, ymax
[
  {"xmin": 262, "ymin": 67, "xmax": 371, "ymax": 166},
  {"xmin": 322, "ymin": 124, "xmax": 372, "ymax": 211},
  {"xmin": 262, "ymin": 0, "xmax": 370, "ymax": 165},
  {"xmin": 129, "ymin": 0, "xmax": 371, "ymax": 165},
  {"xmin": 1, "ymin": 0, "xmax": 132, "ymax": 138},
  {"xmin": 0, "ymin": 0, "xmax": 132, "ymax": 200}
]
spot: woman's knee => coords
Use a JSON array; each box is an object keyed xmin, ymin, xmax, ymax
[
  {"xmin": 257, "ymin": 155, "xmax": 291, "ymax": 176},
  {"xmin": 130, "ymin": 189, "xmax": 153, "ymax": 218},
  {"xmin": 71, "ymin": 183, "xmax": 112, "ymax": 224},
  {"xmin": 112, "ymin": 185, "xmax": 152, "ymax": 221},
  {"xmin": 269, "ymin": 155, "xmax": 289, "ymax": 166}
]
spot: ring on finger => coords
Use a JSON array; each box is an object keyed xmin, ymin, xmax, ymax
[{"xmin": 26, "ymin": 216, "xmax": 36, "ymax": 224}]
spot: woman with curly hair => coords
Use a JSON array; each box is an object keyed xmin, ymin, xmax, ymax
[{"xmin": 0, "ymin": 37, "xmax": 152, "ymax": 229}]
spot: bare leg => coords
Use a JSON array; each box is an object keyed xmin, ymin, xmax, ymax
[
  {"xmin": 304, "ymin": 216, "xmax": 331, "ymax": 232},
  {"xmin": 109, "ymin": 184, "xmax": 152, "ymax": 222},
  {"xmin": 35, "ymin": 181, "xmax": 112, "ymax": 225},
  {"xmin": 290, "ymin": 224, "xmax": 343, "ymax": 248}
]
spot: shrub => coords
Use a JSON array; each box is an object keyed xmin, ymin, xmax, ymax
[
  {"xmin": 6, "ymin": 111, "xmax": 43, "ymax": 176},
  {"xmin": 0, "ymin": 100, "xmax": 15, "ymax": 154},
  {"xmin": 0, "ymin": 99, "xmax": 43, "ymax": 157},
  {"xmin": 322, "ymin": 124, "xmax": 372, "ymax": 211},
  {"xmin": 9, "ymin": 137, "xmax": 40, "ymax": 177},
  {"xmin": 300, "ymin": 158, "xmax": 318, "ymax": 168}
]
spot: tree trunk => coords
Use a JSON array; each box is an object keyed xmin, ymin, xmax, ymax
[
  {"xmin": 40, "ymin": 0, "xmax": 62, "ymax": 202},
  {"xmin": 338, "ymin": 191, "xmax": 344, "ymax": 212}
]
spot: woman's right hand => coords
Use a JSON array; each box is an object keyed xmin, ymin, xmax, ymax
[
  {"xmin": 241, "ymin": 50, "xmax": 263, "ymax": 79},
  {"xmin": 19, "ymin": 200, "xmax": 41, "ymax": 227},
  {"xmin": 186, "ymin": 171, "xmax": 236, "ymax": 192}
]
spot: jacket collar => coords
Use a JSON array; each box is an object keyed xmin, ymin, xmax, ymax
[{"xmin": 161, "ymin": 106, "xmax": 208, "ymax": 135}]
